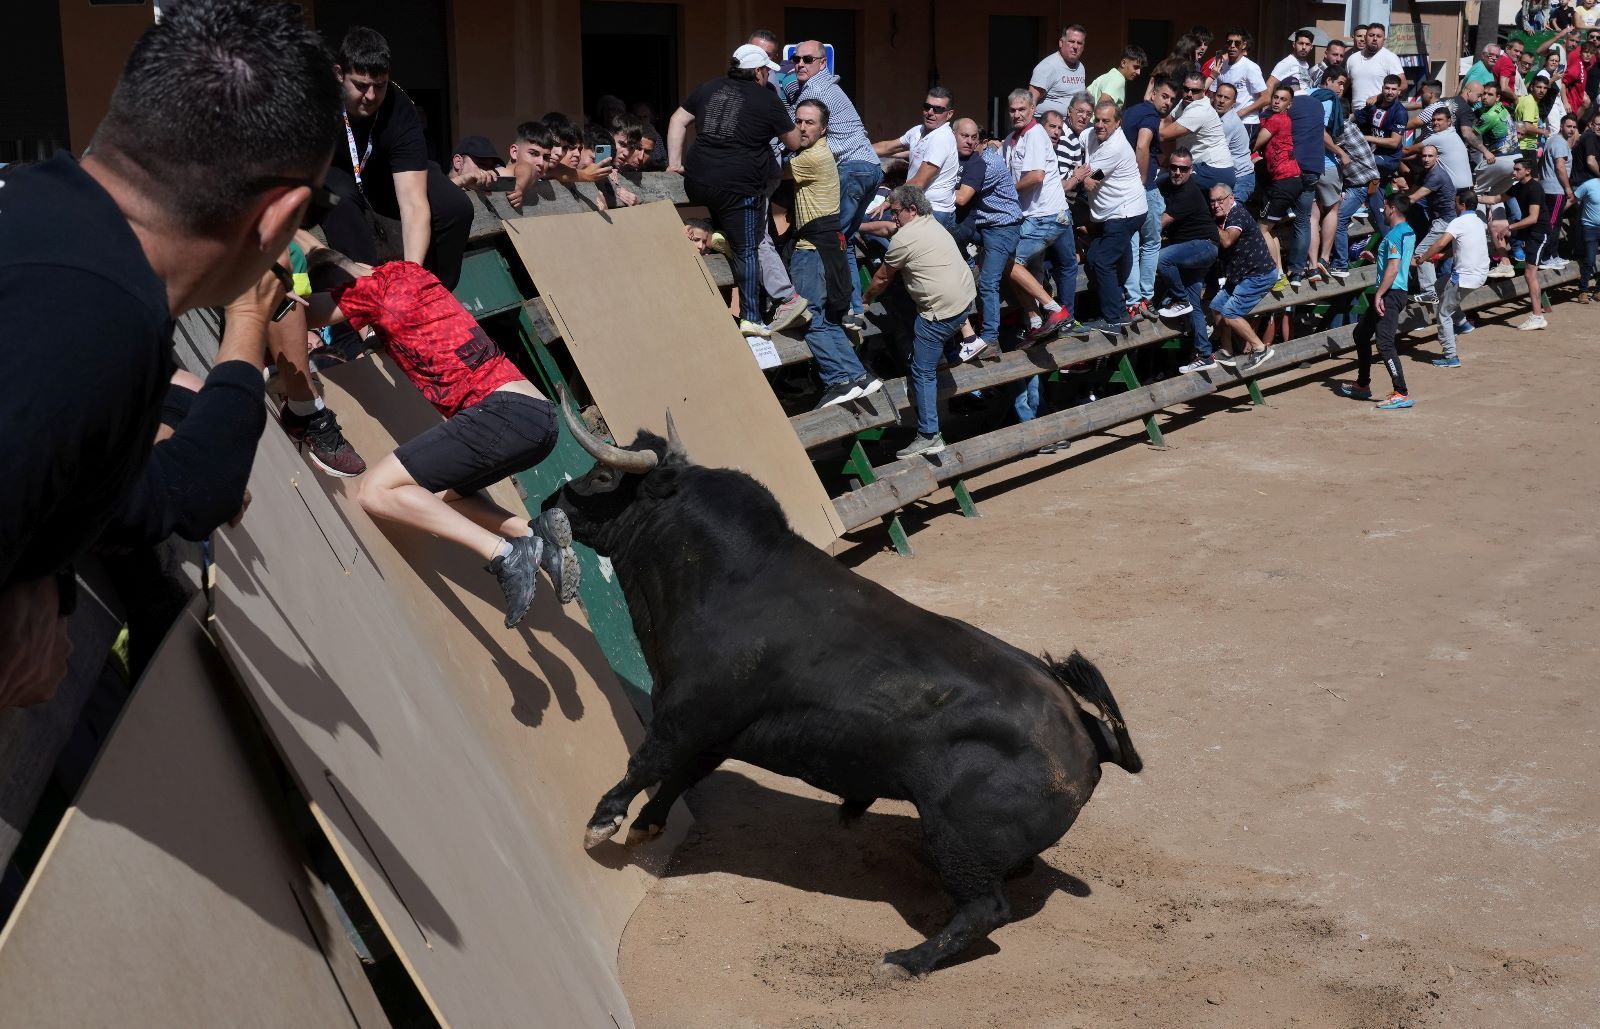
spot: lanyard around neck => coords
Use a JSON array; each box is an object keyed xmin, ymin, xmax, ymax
[{"xmin": 343, "ymin": 110, "xmax": 374, "ymax": 192}]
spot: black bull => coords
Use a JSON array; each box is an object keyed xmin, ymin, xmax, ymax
[{"xmin": 548, "ymin": 400, "xmax": 1142, "ymax": 979}]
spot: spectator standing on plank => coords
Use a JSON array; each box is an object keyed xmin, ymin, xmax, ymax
[
  {"xmin": 1484, "ymin": 157, "xmax": 1555, "ymax": 330},
  {"xmin": 1338, "ymin": 193, "xmax": 1417, "ymax": 408},
  {"xmin": 1122, "ymin": 78, "xmax": 1178, "ymax": 319},
  {"xmin": 1065, "ymin": 101, "xmax": 1148, "ymax": 331},
  {"xmin": 323, "ymin": 28, "xmax": 475, "ymax": 290},
  {"xmin": 1255, "ymin": 28, "xmax": 1318, "ymax": 118},
  {"xmin": 306, "ymin": 248, "xmax": 581, "ymax": 628},
  {"xmin": 1214, "ymin": 29, "xmax": 1268, "ymax": 134},
  {"xmin": 1156, "ymin": 150, "xmax": 1223, "ymax": 372},
  {"xmin": 1032, "ymin": 24, "xmax": 1090, "ymax": 117},
  {"xmin": 1413, "ymin": 188, "xmax": 1490, "ymax": 367},
  {"xmin": 784, "ymin": 38, "xmax": 883, "ymax": 328},
  {"xmin": 668, "ymin": 44, "xmax": 803, "ymax": 340},
  {"xmin": 1332, "ymin": 83, "xmax": 1385, "ymax": 279},
  {"xmin": 1253, "ymin": 85, "xmax": 1303, "ymax": 276},
  {"xmin": 874, "ymin": 88, "xmax": 963, "ymax": 231},
  {"xmin": 1408, "ymin": 143, "xmax": 1459, "ymax": 305},
  {"xmin": 1213, "ymin": 82, "xmax": 1258, "ymax": 201},
  {"xmin": 1002, "ymin": 90, "xmax": 1080, "ymax": 342},
  {"xmin": 0, "ymin": 0, "xmax": 336, "ymax": 711},
  {"xmin": 862, "ymin": 185, "xmax": 977, "ymax": 461},
  {"xmin": 742, "ymin": 30, "xmax": 811, "ymax": 337},
  {"xmin": 952, "ymin": 117, "xmax": 1024, "ymax": 355},
  {"xmin": 786, "ymin": 100, "xmax": 884, "ymax": 410},
  {"xmin": 1573, "ymin": 159, "xmax": 1600, "ymax": 299},
  {"xmin": 1206, "ymin": 183, "xmax": 1279, "ymax": 373}
]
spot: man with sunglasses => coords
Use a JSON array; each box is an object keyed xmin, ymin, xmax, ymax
[
  {"xmin": 324, "ymin": 27, "xmax": 475, "ymax": 291},
  {"xmin": 0, "ymin": 0, "xmax": 339, "ymax": 711},
  {"xmin": 874, "ymin": 89, "xmax": 962, "ymax": 231},
  {"xmin": 1214, "ymin": 29, "xmax": 1269, "ymax": 133},
  {"xmin": 1163, "ymin": 72, "xmax": 1237, "ymax": 191},
  {"xmin": 1156, "ymin": 150, "xmax": 1222, "ymax": 371}
]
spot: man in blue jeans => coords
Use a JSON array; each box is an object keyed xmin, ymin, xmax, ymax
[
  {"xmin": 1120, "ymin": 78, "xmax": 1176, "ymax": 317},
  {"xmin": 953, "ymin": 117, "xmax": 1023, "ymax": 354},
  {"xmin": 1206, "ymin": 182, "xmax": 1278, "ymax": 374},
  {"xmin": 1332, "ymin": 86, "xmax": 1384, "ymax": 278},
  {"xmin": 784, "ymin": 39, "xmax": 883, "ymax": 326},
  {"xmin": 1065, "ymin": 100, "xmax": 1148, "ymax": 329},
  {"xmin": 863, "ymin": 185, "xmax": 977, "ymax": 459},
  {"xmin": 1154, "ymin": 150, "xmax": 1222, "ymax": 371},
  {"xmin": 1002, "ymin": 90, "xmax": 1080, "ymax": 343},
  {"xmin": 787, "ymin": 100, "xmax": 885, "ymax": 410}
]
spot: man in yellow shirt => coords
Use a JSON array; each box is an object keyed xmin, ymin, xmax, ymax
[{"xmin": 788, "ymin": 99, "xmax": 883, "ymax": 409}]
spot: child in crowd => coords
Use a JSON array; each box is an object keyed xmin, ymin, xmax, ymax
[
  {"xmin": 305, "ymin": 246, "xmax": 579, "ymax": 628},
  {"xmin": 1340, "ymin": 194, "xmax": 1416, "ymax": 409}
]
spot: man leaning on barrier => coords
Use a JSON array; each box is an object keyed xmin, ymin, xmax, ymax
[{"xmin": 0, "ymin": 0, "xmax": 338, "ymax": 712}]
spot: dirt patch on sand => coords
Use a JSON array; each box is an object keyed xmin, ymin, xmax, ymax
[{"xmin": 618, "ymin": 299, "xmax": 1598, "ymax": 1027}]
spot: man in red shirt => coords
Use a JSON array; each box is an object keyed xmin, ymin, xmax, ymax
[
  {"xmin": 1252, "ymin": 85, "xmax": 1302, "ymax": 273},
  {"xmin": 307, "ymin": 250, "xmax": 579, "ymax": 628}
]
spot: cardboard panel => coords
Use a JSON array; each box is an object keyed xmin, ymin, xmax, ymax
[
  {"xmin": 0, "ymin": 607, "xmax": 382, "ymax": 1028},
  {"xmin": 500, "ymin": 201, "xmax": 846, "ymax": 548},
  {"xmin": 209, "ymin": 354, "xmax": 684, "ymax": 1028}
]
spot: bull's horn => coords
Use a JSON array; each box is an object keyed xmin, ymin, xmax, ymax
[
  {"xmin": 664, "ymin": 407, "xmax": 685, "ymax": 456},
  {"xmin": 557, "ymin": 387, "xmax": 660, "ymax": 473}
]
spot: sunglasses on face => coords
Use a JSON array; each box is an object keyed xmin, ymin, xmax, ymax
[
  {"xmin": 795, "ymin": 53, "xmax": 823, "ymax": 64},
  {"xmin": 1227, "ymin": 38, "xmax": 1244, "ymax": 46},
  {"xmin": 923, "ymin": 103, "xmax": 950, "ymax": 113},
  {"xmin": 1171, "ymin": 164, "xmax": 1193, "ymax": 172},
  {"xmin": 1184, "ymin": 86, "xmax": 1205, "ymax": 95}
]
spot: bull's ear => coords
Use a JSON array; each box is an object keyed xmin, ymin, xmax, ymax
[{"xmin": 641, "ymin": 466, "xmax": 681, "ymax": 499}]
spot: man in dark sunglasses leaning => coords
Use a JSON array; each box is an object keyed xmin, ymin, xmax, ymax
[{"xmin": 0, "ymin": 0, "xmax": 340, "ymax": 711}]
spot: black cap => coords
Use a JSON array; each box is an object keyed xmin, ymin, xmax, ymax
[{"xmin": 454, "ymin": 135, "xmax": 500, "ymax": 166}]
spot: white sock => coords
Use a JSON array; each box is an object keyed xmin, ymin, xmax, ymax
[
  {"xmin": 492, "ymin": 538, "xmax": 513, "ymax": 561},
  {"xmin": 1041, "ymin": 300, "xmax": 1061, "ymax": 314},
  {"xmin": 1028, "ymin": 313, "xmax": 1043, "ymax": 329},
  {"xmin": 286, "ymin": 395, "xmax": 325, "ymax": 417}
]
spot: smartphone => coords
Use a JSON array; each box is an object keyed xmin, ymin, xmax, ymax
[
  {"xmin": 1091, "ymin": 169, "xmax": 1106, "ymax": 181},
  {"xmin": 594, "ymin": 144, "xmax": 614, "ymax": 162},
  {"xmin": 487, "ymin": 176, "xmax": 517, "ymax": 192}
]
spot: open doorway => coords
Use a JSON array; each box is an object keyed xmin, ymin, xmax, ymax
[
  {"xmin": 581, "ymin": 2, "xmax": 680, "ymax": 129},
  {"xmin": 989, "ymin": 16, "xmax": 1042, "ymax": 137}
]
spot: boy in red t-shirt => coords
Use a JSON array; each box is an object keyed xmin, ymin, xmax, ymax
[
  {"xmin": 306, "ymin": 248, "xmax": 578, "ymax": 628},
  {"xmin": 1251, "ymin": 85, "xmax": 1303, "ymax": 274}
]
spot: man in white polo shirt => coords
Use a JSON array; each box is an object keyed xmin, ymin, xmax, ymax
[
  {"xmin": 874, "ymin": 87, "xmax": 962, "ymax": 230},
  {"xmin": 1003, "ymin": 89, "xmax": 1079, "ymax": 341},
  {"xmin": 1031, "ymin": 24, "xmax": 1090, "ymax": 117},
  {"xmin": 1163, "ymin": 71, "xmax": 1238, "ymax": 191},
  {"xmin": 1347, "ymin": 23, "xmax": 1404, "ymax": 109},
  {"xmin": 1065, "ymin": 100, "xmax": 1149, "ymax": 330}
]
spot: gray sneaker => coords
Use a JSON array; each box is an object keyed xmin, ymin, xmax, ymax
[
  {"xmin": 487, "ymin": 535, "xmax": 543, "ymax": 628},
  {"xmin": 1239, "ymin": 346, "xmax": 1275, "ymax": 374},
  {"xmin": 895, "ymin": 432, "xmax": 946, "ymax": 460},
  {"xmin": 531, "ymin": 508, "xmax": 581, "ymax": 605},
  {"xmin": 769, "ymin": 295, "xmax": 811, "ymax": 333}
]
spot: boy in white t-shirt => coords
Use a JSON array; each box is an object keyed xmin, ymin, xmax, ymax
[{"xmin": 1413, "ymin": 187, "xmax": 1489, "ymax": 366}]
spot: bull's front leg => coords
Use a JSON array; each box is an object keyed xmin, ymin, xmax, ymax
[{"xmin": 585, "ymin": 734, "xmax": 703, "ymax": 848}]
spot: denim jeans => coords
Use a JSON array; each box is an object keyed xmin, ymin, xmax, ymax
[
  {"xmin": 909, "ymin": 305, "xmax": 974, "ymax": 435},
  {"xmin": 1334, "ymin": 184, "xmax": 1384, "ymax": 269},
  {"xmin": 1009, "ymin": 375, "xmax": 1042, "ymax": 422},
  {"xmin": 1414, "ymin": 218, "xmax": 1450, "ymax": 292},
  {"xmin": 837, "ymin": 160, "xmax": 884, "ymax": 313},
  {"xmin": 958, "ymin": 220, "xmax": 1021, "ymax": 341},
  {"xmin": 1015, "ymin": 212, "xmax": 1078, "ymax": 316},
  {"xmin": 1123, "ymin": 187, "xmax": 1165, "ymax": 304},
  {"xmin": 1157, "ymin": 239, "xmax": 1218, "ymax": 357},
  {"xmin": 1235, "ymin": 171, "xmax": 1256, "ymax": 204},
  {"xmin": 1194, "ymin": 164, "xmax": 1236, "ymax": 193},
  {"xmin": 933, "ymin": 210, "xmax": 958, "ymax": 233},
  {"xmin": 686, "ymin": 181, "xmax": 765, "ymax": 323},
  {"xmin": 1088, "ymin": 214, "xmax": 1142, "ymax": 321},
  {"xmin": 1289, "ymin": 172, "xmax": 1318, "ymax": 273},
  {"xmin": 1580, "ymin": 225, "xmax": 1600, "ymax": 291},
  {"xmin": 789, "ymin": 245, "xmax": 866, "ymax": 385}
]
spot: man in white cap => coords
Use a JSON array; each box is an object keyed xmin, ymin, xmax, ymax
[{"xmin": 668, "ymin": 44, "xmax": 803, "ymax": 338}]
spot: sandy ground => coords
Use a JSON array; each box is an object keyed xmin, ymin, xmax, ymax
[{"xmin": 616, "ymin": 296, "xmax": 1598, "ymax": 1028}]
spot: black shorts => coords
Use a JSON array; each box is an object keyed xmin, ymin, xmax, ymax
[
  {"xmin": 1518, "ymin": 228, "xmax": 1551, "ymax": 266},
  {"xmin": 1263, "ymin": 176, "xmax": 1304, "ymax": 222},
  {"xmin": 395, "ymin": 391, "xmax": 557, "ymax": 495}
]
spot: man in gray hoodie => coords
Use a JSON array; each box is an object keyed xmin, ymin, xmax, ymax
[{"xmin": 784, "ymin": 40, "xmax": 883, "ymax": 325}]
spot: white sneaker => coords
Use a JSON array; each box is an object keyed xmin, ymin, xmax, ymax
[
  {"xmin": 738, "ymin": 319, "xmax": 772, "ymax": 338},
  {"xmin": 1516, "ymin": 315, "xmax": 1548, "ymax": 331},
  {"xmin": 1158, "ymin": 300, "xmax": 1194, "ymax": 318},
  {"xmin": 1178, "ymin": 357, "xmax": 1218, "ymax": 374},
  {"xmin": 957, "ymin": 336, "xmax": 993, "ymax": 362},
  {"xmin": 1487, "ymin": 263, "xmax": 1517, "ymax": 279},
  {"xmin": 1538, "ymin": 258, "xmax": 1569, "ymax": 271}
]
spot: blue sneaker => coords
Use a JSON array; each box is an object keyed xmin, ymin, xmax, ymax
[
  {"xmin": 1337, "ymin": 382, "xmax": 1374, "ymax": 400},
  {"xmin": 1432, "ymin": 357, "xmax": 1462, "ymax": 368},
  {"xmin": 1375, "ymin": 392, "xmax": 1414, "ymax": 410},
  {"xmin": 1457, "ymin": 320, "xmax": 1475, "ymax": 335}
]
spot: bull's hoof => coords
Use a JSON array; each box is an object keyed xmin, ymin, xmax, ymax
[
  {"xmin": 873, "ymin": 961, "xmax": 914, "ymax": 983},
  {"xmin": 583, "ymin": 814, "xmax": 624, "ymax": 849},
  {"xmin": 624, "ymin": 822, "xmax": 663, "ymax": 846}
]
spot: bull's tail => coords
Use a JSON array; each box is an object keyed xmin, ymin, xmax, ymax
[{"xmin": 1044, "ymin": 650, "xmax": 1143, "ymax": 774}]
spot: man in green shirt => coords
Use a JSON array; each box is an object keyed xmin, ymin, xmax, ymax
[
  {"xmin": 1088, "ymin": 46, "xmax": 1147, "ymax": 105},
  {"xmin": 1476, "ymin": 83, "xmax": 1515, "ymax": 155}
]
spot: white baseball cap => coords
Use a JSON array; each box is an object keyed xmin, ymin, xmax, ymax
[{"xmin": 733, "ymin": 43, "xmax": 780, "ymax": 72}]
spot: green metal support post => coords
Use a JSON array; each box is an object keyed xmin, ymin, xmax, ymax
[{"xmin": 841, "ymin": 431, "xmax": 913, "ymax": 556}]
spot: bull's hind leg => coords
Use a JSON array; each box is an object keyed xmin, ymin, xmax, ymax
[{"xmin": 878, "ymin": 813, "xmax": 1013, "ymax": 980}]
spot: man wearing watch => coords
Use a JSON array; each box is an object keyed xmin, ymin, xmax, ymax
[{"xmin": 323, "ymin": 27, "xmax": 474, "ymax": 289}]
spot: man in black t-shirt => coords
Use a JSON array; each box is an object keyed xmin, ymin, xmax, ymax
[
  {"xmin": 323, "ymin": 27, "xmax": 474, "ymax": 289},
  {"xmin": 1570, "ymin": 111, "xmax": 1600, "ymax": 187},
  {"xmin": 0, "ymin": 0, "xmax": 338, "ymax": 710},
  {"xmin": 1155, "ymin": 151, "xmax": 1224, "ymax": 370},
  {"xmin": 667, "ymin": 44, "xmax": 802, "ymax": 338}
]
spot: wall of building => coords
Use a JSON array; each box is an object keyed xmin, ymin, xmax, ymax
[{"xmin": 58, "ymin": 1, "xmax": 155, "ymax": 153}]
